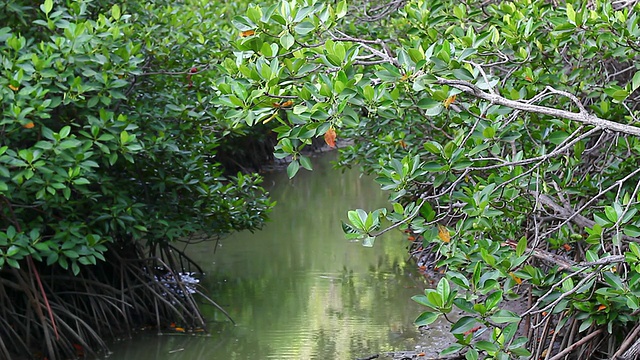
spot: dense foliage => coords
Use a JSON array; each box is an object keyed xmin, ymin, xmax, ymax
[
  {"xmin": 223, "ymin": 0, "xmax": 640, "ymax": 358},
  {"xmin": 1, "ymin": 0, "xmax": 272, "ymax": 274},
  {"xmin": 0, "ymin": 0, "xmax": 273, "ymax": 358}
]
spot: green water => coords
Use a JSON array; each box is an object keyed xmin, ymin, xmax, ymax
[{"xmin": 108, "ymin": 153, "xmax": 447, "ymax": 359}]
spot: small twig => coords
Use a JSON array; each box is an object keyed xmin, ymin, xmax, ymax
[{"xmin": 265, "ymin": 92, "xmax": 298, "ymax": 99}]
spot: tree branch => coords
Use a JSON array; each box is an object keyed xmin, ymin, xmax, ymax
[{"xmin": 437, "ymin": 79, "xmax": 640, "ymax": 137}]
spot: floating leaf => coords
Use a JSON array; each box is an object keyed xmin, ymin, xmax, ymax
[
  {"xmin": 438, "ymin": 224, "xmax": 450, "ymax": 243},
  {"xmin": 324, "ymin": 127, "xmax": 337, "ymax": 148}
]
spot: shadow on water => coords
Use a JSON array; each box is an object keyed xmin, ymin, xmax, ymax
[{"xmin": 106, "ymin": 153, "xmax": 452, "ymax": 359}]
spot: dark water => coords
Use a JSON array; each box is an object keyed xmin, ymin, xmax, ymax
[{"xmin": 107, "ymin": 153, "xmax": 450, "ymax": 359}]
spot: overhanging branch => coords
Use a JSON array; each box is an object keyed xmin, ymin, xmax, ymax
[{"xmin": 438, "ymin": 79, "xmax": 640, "ymax": 137}]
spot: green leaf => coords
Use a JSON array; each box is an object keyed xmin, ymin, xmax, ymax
[
  {"xmin": 6, "ymin": 258, "xmax": 20, "ymax": 269},
  {"xmin": 287, "ymin": 160, "xmax": 300, "ymax": 178},
  {"xmin": 624, "ymin": 225, "xmax": 640, "ymax": 237},
  {"xmin": 490, "ymin": 309, "xmax": 521, "ymax": 323},
  {"xmin": 348, "ymin": 210, "xmax": 365, "ymax": 230},
  {"xmin": 42, "ymin": 0, "xmax": 53, "ymax": 15},
  {"xmin": 111, "ymin": 4, "xmax": 121, "ymax": 20},
  {"xmin": 566, "ymin": 3, "xmax": 576, "ymax": 23},
  {"xmin": 59, "ymin": 126, "xmax": 71, "ymax": 139},
  {"xmin": 336, "ymin": 0, "xmax": 348, "ymax": 19},
  {"xmin": 72, "ymin": 261, "xmax": 81, "ymax": 275},
  {"xmin": 605, "ymin": 205, "xmax": 618, "ymax": 222},
  {"xmin": 578, "ymin": 317, "xmax": 593, "ymax": 332},
  {"xmin": 516, "ymin": 236, "xmax": 527, "ymax": 257},
  {"xmin": 632, "ymin": 71, "xmax": 640, "ymax": 93},
  {"xmin": 441, "ymin": 343, "xmax": 464, "ymax": 356},
  {"xmin": 294, "ymin": 21, "xmax": 315, "ymax": 35},
  {"xmin": 414, "ymin": 311, "xmax": 439, "ymax": 326},
  {"xmin": 452, "ymin": 68, "xmax": 475, "ymax": 81},
  {"xmin": 465, "ymin": 348, "xmax": 479, "ymax": 360},
  {"xmin": 280, "ymin": 33, "xmax": 295, "ymax": 50},
  {"xmin": 475, "ymin": 340, "xmax": 499, "ymax": 353},
  {"xmin": 451, "ymin": 316, "xmax": 478, "ymax": 334},
  {"xmin": 485, "ymin": 290, "xmax": 503, "ymax": 310},
  {"xmin": 436, "ymin": 278, "xmax": 450, "ymax": 301},
  {"xmin": 299, "ymin": 155, "xmax": 313, "ymax": 171}
]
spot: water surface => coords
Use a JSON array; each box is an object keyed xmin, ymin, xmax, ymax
[{"xmin": 108, "ymin": 153, "xmax": 448, "ymax": 359}]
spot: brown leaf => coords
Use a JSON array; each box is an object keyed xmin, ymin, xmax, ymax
[
  {"xmin": 240, "ymin": 30, "xmax": 255, "ymax": 37},
  {"xmin": 324, "ymin": 127, "xmax": 336, "ymax": 148}
]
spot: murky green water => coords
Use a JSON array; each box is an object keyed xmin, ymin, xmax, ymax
[{"xmin": 108, "ymin": 153, "xmax": 449, "ymax": 359}]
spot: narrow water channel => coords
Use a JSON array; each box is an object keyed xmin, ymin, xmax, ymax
[{"xmin": 108, "ymin": 153, "xmax": 448, "ymax": 359}]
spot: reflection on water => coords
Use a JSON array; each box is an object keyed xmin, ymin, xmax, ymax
[{"xmin": 107, "ymin": 153, "xmax": 450, "ymax": 359}]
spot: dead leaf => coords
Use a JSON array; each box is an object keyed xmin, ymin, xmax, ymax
[
  {"xmin": 240, "ymin": 30, "xmax": 255, "ymax": 37},
  {"xmin": 23, "ymin": 122, "xmax": 35, "ymax": 129},
  {"xmin": 324, "ymin": 127, "xmax": 336, "ymax": 148}
]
